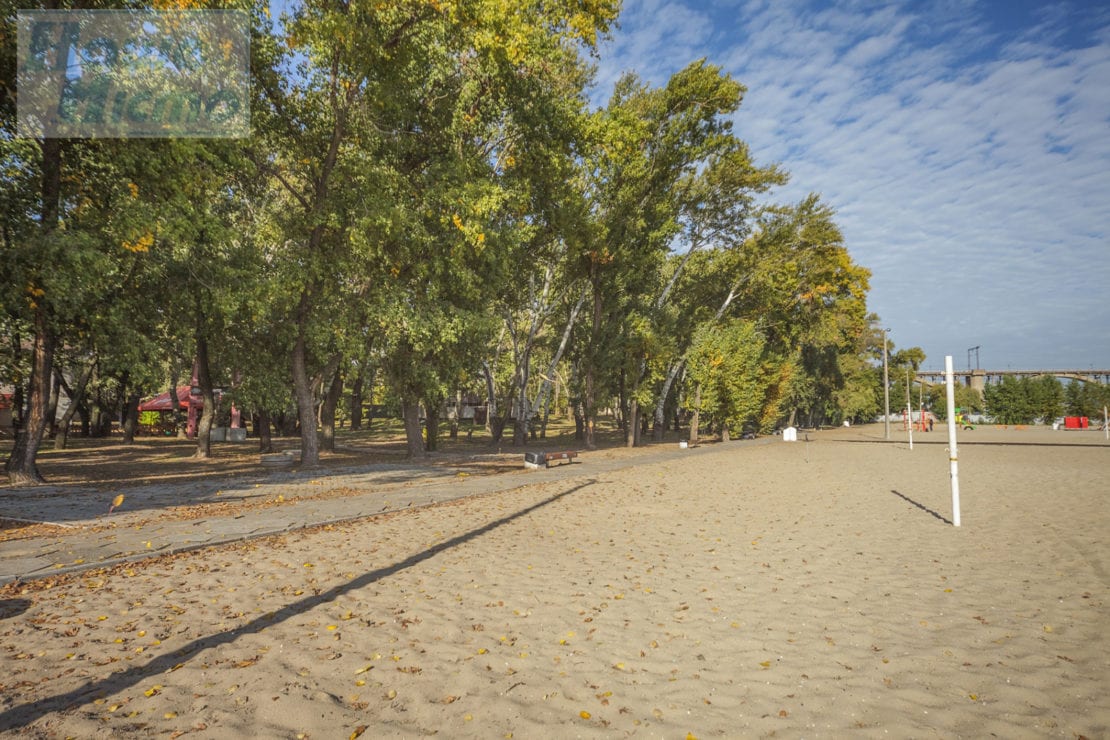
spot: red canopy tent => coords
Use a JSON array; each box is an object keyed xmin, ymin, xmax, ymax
[{"xmin": 138, "ymin": 386, "xmax": 199, "ymax": 412}]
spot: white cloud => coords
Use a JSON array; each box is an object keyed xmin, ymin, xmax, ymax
[{"xmin": 592, "ymin": 0, "xmax": 1110, "ymax": 370}]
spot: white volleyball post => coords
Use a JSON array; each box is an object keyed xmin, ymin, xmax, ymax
[
  {"xmin": 905, "ymin": 370, "xmax": 913, "ymax": 450},
  {"xmin": 1104, "ymin": 406, "xmax": 1108, "ymax": 441},
  {"xmin": 945, "ymin": 355, "xmax": 961, "ymax": 527}
]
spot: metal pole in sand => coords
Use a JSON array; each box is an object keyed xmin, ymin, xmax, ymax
[
  {"xmin": 882, "ymin": 328, "xmax": 891, "ymax": 440},
  {"xmin": 905, "ymin": 369, "xmax": 913, "ymax": 450},
  {"xmin": 1105, "ymin": 406, "xmax": 1108, "ymax": 441},
  {"xmin": 945, "ymin": 355, "xmax": 961, "ymax": 527}
]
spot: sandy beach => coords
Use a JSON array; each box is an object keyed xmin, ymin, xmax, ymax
[{"xmin": 1, "ymin": 423, "xmax": 1107, "ymax": 738}]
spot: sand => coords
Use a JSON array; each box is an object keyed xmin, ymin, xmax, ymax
[{"xmin": 1, "ymin": 424, "xmax": 1107, "ymax": 738}]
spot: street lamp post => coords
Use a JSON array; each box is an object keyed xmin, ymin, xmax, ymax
[{"xmin": 882, "ymin": 328, "xmax": 891, "ymax": 440}]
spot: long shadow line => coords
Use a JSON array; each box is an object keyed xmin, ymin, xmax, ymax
[
  {"xmin": 891, "ymin": 489, "xmax": 952, "ymax": 525},
  {"xmin": 0, "ymin": 479, "xmax": 597, "ymax": 731}
]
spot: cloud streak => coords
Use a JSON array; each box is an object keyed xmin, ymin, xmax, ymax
[{"xmin": 592, "ymin": 0, "xmax": 1110, "ymax": 370}]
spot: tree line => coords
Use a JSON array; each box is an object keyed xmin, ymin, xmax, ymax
[{"xmin": 2, "ymin": 0, "xmax": 883, "ymax": 485}]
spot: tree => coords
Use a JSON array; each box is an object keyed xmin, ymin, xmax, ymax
[
  {"xmin": 685, "ymin": 319, "xmax": 776, "ymax": 440},
  {"xmin": 982, "ymin": 375, "xmax": 1062, "ymax": 424},
  {"xmin": 926, "ymin": 381, "xmax": 983, "ymax": 421},
  {"xmin": 253, "ymin": 0, "xmax": 617, "ymax": 465},
  {"xmin": 1063, "ymin": 379, "xmax": 1110, "ymax": 418},
  {"xmin": 576, "ymin": 60, "xmax": 757, "ymax": 447}
]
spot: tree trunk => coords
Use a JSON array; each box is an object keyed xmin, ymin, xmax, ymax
[
  {"xmin": 6, "ymin": 136, "xmax": 63, "ymax": 486},
  {"xmin": 320, "ymin": 365, "xmax": 342, "ymax": 452},
  {"xmin": 5, "ymin": 307, "xmax": 55, "ymax": 485},
  {"xmin": 291, "ymin": 298, "xmax": 320, "ymax": 467},
  {"xmin": 574, "ymin": 401, "xmax": 585, "ymax": 441},
  {"xmin": 167, "ymin": 366, "xmax": 185, "ymax": 438},
  {"xmin": 482, "ymin": 361, "xmax": 497, "ymax": 433},
  {"xmin": 531, "ymin": 285, "xmax": 587, "ymax": 434},
  {"xmin": 449, "ymin": 390, "xmax": 460, "ymax": 439},
  {"xmin": 257, "ymin": 409, "xmax": 274, "ymax": 453},
  {"xmin": 653, "ymin": 359, "xmax": 684, "ymax": 441},
  {"xmin": 626, "ymin": 398, "xmax": 638, "ymax": 448},
  {"xmin": 401, "ymin": 399, "xmax": 425, "ymax": 458},
  {"xmin": 424, "ymin": 401, "xmax": 439, "ymax": 452},
  {"xmin": 720, "ymin": 422, "xmax": 730, "ymax": 443},
  {"xmin": 121, "ymin": 392, "xmax": 141, "ymax": 444},
  {"xmin": 193, "ymin": 333, "xmax": 217, "ymax": 459},
  {"xmin": 54, "ymin": 357, "xmax": 95, "ymax": 450},
  {"xmin": 689, "ymin": 384, "xmax": 702, "ymax": 446},
  {"xmin": 45, "ymin": 370, "xmax": 61, "ymax": 440},
  {"xmin": 349, "ymin": 370, "xmax": 363, "ymax": 431},
  {"xmin": 584, "ymin": 271, "xmax": 602, "ymax": 450}
]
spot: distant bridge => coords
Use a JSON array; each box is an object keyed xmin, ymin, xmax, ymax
[{"xmin": 914, "ymin": 369, "xmax": 1110, "ymax": 391}]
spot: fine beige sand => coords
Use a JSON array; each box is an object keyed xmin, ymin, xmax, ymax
[{"xmin": 1, "ymin": 424, "xmax": 1107, "ymax": 738}]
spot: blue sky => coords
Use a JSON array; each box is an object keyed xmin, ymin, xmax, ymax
[{"xmin": 589, "ymin": 0, "xmax": 1110, "ymax": 372}]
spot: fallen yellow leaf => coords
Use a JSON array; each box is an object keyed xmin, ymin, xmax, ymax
[
  {"xmin": 580, "ymin": 710, "xmax": 591, "ymax": 719},
  {"xmin": 349, "ymin": 725, "xmax": 368, "ymax": 739}
]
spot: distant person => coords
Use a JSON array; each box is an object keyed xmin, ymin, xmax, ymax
[{"xmin": 928, "ymin": 416, "xmax": 934, "ymax": 432}]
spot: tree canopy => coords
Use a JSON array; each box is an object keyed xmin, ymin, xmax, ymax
[{"xmin": 0, "ymin": 0, "xmax": 975, "ymax": 484}]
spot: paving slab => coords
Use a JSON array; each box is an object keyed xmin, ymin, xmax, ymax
[{"xmin": 1, "ymin": 438, "xmax": 775, "ymax": 585}]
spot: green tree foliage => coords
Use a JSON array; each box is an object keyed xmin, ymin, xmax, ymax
[
  {"xmin": 983, "ymin": 375, "xmax": 1063, "ymax": 424},
  {"xmin": 685, "ymin": 320, "xmax": 779, "ymax": 437},
  {"xmin": 925, "ymin": 382, "xmax": 984, "ymax": 421},
  {"xmin": 1063, "ymin": 380, "xmax": 1110, "ymax": 418}
]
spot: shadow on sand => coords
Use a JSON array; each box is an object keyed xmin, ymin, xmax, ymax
[{"xmin": 0, "ymin": 479, "xmax": 598, "ymax": 731}]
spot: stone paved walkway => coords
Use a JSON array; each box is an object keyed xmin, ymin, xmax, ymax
[{"xmin": 1, "ymin": 440, "xmax": 771, "ymax": 585}]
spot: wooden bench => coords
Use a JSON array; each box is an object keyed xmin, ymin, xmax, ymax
[{"xmin": 523, "ymin": 450, "xmax": 578, "ymax": 469}]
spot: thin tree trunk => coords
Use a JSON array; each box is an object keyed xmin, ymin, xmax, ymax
[
  {"xmin": 482, "ymin": 360, "xmax": 507, "ymax": 443},
  {"xmin": 424, "ymin": 400, "xmax": 440, "ymax": 452},
  {"xmin": 626, "ymin": 398, "xmax": 638, "ymax": 448},
  {"xmin": 689, "ymin": 384, "xmax": 703, "ymax": 445},
  {"xmin": 54, "ymin": 357, "xmax": 95, "ymax": 450},
  {"xmin": 349, "ymin": 370, "xmax": 363, "ymax": 431},
  {"xmin": 532, "ymin": 285, "xmax": 586, "ymax": 431},
  {"xmin": 653, "ymin": 359, "xmax": 684, "ymax": 441},
  {"xmin": 121, "ymin": 392, "xmax": 141, "ymax": 444},
  {"xmin": 45, "ymin": 370, "xmax": 61, "ymax": 440},
  {"xmin": 193, "ymin": 333, "xmax": 217, "ymax": 459},
  {"xmin": 258, "ymin": 409, "xmax": 273, "ymax": 453},
  {"xmin": 167, "ymin": 364, "xmax": 186, "ymax": 438},
  {"xmin": 401, "ymin": 399, "xmax": 425, "ymax": 458},
  {"xmin": 319, "ymin": 365, "xmax": 342, "ymax": 452},
  {"xmin": 450, "ymin": 389, "xmax": 460, "ymax": 439},
  {"xmin": 291, "ymin": 294, "xmax": 319, "ymax": 466},
  {"xmin": 584, "ymin": 270, "xmax": 602, "ymax": 450}
]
